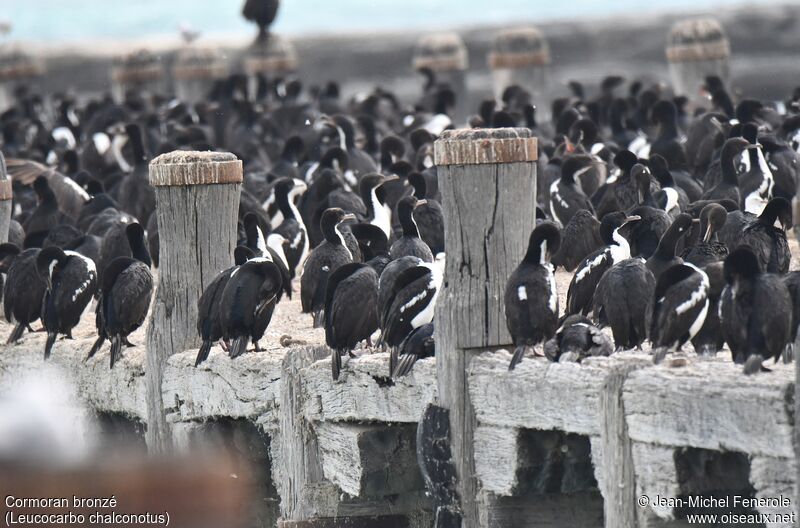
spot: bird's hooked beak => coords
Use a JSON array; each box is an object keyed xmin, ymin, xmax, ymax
[
  {"xmin": 382, "ymin": 174, "xmax": 400, "ymax": 184},
  {"xmin": 622, "ymin": 215, "xmax": 642, "ymax": 227},
  {"xmin": 414, "ymin": 199, "xmax": 428, "ymax": 208},
  {"xmin": 341, "ymin": 213, "xmax": 357, "ymax": 222},
  {"xmin": 703, "ymin": 220, "xmax": 713, "ymax": 243}
]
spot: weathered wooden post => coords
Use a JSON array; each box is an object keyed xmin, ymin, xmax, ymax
[
  {"xmin": 413, "ymin": 32, "xmax": 469, "ymax": 124},
  {"xmin": 242, "ymin": 34, "xmax": 297, "ymax": 101},
  {"xmin": 488, "ymin": 27, "xmax": 551, "ymax": 119},
  {"xmin": 111, "ymin": 49, "xmax": 165, "ymax": 104},
  {"xmin": 0, "ymin": 46, "xmax": 44, "ymax": 113},
  {"xmin": 434, "ymin": 128, "xmax": 538, "ymax": 526},
  {"xmin": 145, "ymin": 151, "xmax": 242, "ymax": 452},
  {"xmin": 173, "ymin": 46, "xmax": 227, "ymax": 104},
  {"xmin": 0, "ymin": 152, "xmax": 11, "ymax": 243},
  {"xmin": 666, "ymin": 18, "xmax": 730, "ymax": 106}
]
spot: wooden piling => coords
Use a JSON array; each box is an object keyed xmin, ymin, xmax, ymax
[
  {"xmin": 111, "ymin": 49, "xmax": 164, "ymax": 104},
  {"xmin": 145, "ymin": 151, "xmax": 242, "ymax": 452},
  {"xmin": 488, "ymin": 27, "xmax": 550, "ymax": 118},
  {"xmin": 173, "ymin": 47, "xmax": 228, "ymax": 104},
  {"xmin": 434, "ymin": 128, "xmax": 538, "ymax": 527},
  {"xmin": 413, "ymin": 32, "xmax": 469, "ymax": 124},
  {"xmin": 666, "ymin": 18, "xmax": 730, "ymax": 105},
  {"xmin": 0, "ymin": 152, "xmax": 11, "ymax": 243}
]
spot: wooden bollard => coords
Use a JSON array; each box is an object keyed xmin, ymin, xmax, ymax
[
  {"xmin": 488, "ymin": 27, "xmax": 550, "ymax": 117},
  {"xmin": 242, "ymin": 33, "xmax": 297, "ymax": 100},
  {"xmin": 0, "ymin": 47, "xmax": 44, "ymax": 113},
  {"xmin": 413, "ymin": 32, "xmax": 469, "ymax": 123},
  {"xmin": 145, "ymin": 151, "xmax": 242, "ymax": 452},
  {"xmin": 111, "ymin": 49, "xmax": 165, "ymax": 104},
  {"xmin": 0, "ymin": 152, "xmax": 11, "ymax": 243},
  {"xmin": 434, "ymin": 128, "xmax": 538, "ymax": 526},
  {"xmin": 666, "ymin": 18, "xmax": 730, "ymax": 105},
  {"xmin": 173, "ymin": 47, "xmax": 228, "ymax": 104}
]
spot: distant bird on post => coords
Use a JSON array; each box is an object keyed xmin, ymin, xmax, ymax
[{"xmin": 242, "ymin": 0, "xmax": 280, "ymax": 42}]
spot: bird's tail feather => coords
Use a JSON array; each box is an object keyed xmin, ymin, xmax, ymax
[
  {"xmin": 195, "ymin": 341, "xmax": 213, "ymax": 367},
  {"xmin": 389, "ymin": 346, "xmax": 398, "ymax": 377},
  {"xmin": 229, "ymin": 336, "xmax": 249, "ymax": 359},
  {"xmin": 331, "ymin": 348, "xmax": 342, "ymax": 381},
  {"xmin": 392, "ymin": 353, "xmax": 418, "ymax": 378},
  {"xmin": 508, "ymin": 346, "xmax": 527, "ymax": 371},
  {"xmin": 44, "ymin": 332, "xmax": 57, "ymax": 360},
  {"xmin": 312, "ymin": 309, "xmax": 325, "ymax": 329},
  {"xmin": 110, "ymin": 335, "xmax": 123, "ymax": 369},
  {"xmin": 87, "ymin": 335, "xmax": 105, "ymax": 360},
  {"xmin": 7, "ymin": 322, "xmax": 25, "ymax": 344}
]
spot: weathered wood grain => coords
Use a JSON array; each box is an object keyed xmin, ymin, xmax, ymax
[
  {"xmin": 300, "ymin": 352, "xmax": 436, "ymax": 423},
  {"xmin": 435, "ymin": 127, "xmax": 539, "ymax": 528},
  {"xmin": 315, "ymin": 422, "xmax": 422, "ymax": 497},
  {"xmin": 473, "ymin": 425, "xmax": 522, "ymax": 495},
  {"xmin": 145, "ymin": 152, "xmax": 241, "ymax": 452},
  {"xmin": 623, "ymin": 358, "xmax": 795, "ymax": 458}
]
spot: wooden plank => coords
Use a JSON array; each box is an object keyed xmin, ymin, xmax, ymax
[
  {"xmin": 624, "ymin": 358, "xmax": 795, "ymax": 458},
  {"xmin": 300, "ymin": 352, "xmax": 436, "ymax": 423},
  {"xmin": 145, "ymin": 153, "xmax": 241, "ymax": 452}
]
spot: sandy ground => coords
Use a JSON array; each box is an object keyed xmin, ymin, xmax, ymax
[{"xmin": 1, "ymin": 237, "xmax": 798, "ymax": 366}]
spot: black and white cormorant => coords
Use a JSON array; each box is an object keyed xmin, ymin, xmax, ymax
[
  {"xmin": 389, "ymin": 196, "xmax": 434, "ymax": 262},
  {"xmin": 645, "ymin": 213, "xmax": 692, "ymax": 281},
  {"xmin": 565, "ymin": 212, "xmax": 640, "ymax": 316},
  {"xmin": 324, "ymin": 262, "xmax": 380, "ymax": 380},
  {"xmin": 408, "ymin": 171, "xmax": 444, "ymax": 255},
  {"xmin": 551, "ymin": 210, "xmax": 602, "ymax": 272},
  {"xmin": 549, "ymin": 155, "xmax": 595, "ymax": 226},
  {"xmin": 700, "ymin": 137, "xmax": 754, "ymax": 206},
  {"xmin": 36, "ymin": 246, "xmax": 98, "ymax": 359},
  {"xmin": 301, "ymin": 208, "xmax": 356, "ymax": 327},
  {"xmin": 23, "ymin": 176, "xmax": 61, "ymax": 239},
  {"xmin": 392, "ymin": 322, "xmax": 435, "ymax": 378},
  {"xmin": 650, "ymin": 263, "xmax": 710, "ymax": 363},
  {"xmin": 358, "ymin": 173, "xmax": 396, "ymax": 243},
  {"xmin": 681, "ymin": 203, "xmax": 729, "ymax": 267},
  {"xmin": 271, "ymin": 177, "xmax": 309, "ymax": 278},
  {"xmin": 195, "ymin": 246, "xmax": 255, "ymax": 367},
  {"xmin": 3, "ymin": 246, "xmax": 45, "ymax": 343},
  {"xmin": 593, "ymin": 258, "xmax": 655, "ymax": 350},
  {"xmin": 543, "ymin": 314, "xmax": 613, "ymax": 363},
  {"xmin": 739, "ymin": 123, "xmax": 774, "ymax": 215},
  {"xmin": 738, "ymin": 196, "xmax": 792, "ymax": 274},
  {"xmin": 690, "ymin": 261, "xmax": 726, "ymax": 357},
  {"xmin": 504, "ymin": 222, "xmax": 561, "ymax": 370},
  {"xmin": 381, "ymin": 257, "xmax": 444, "ymax": 372},
  {"xmin": 218, "ymin": 256, "xmax": 283, "ymax": 359},
  {"xmin": 720, "ymin": 246, "xmax": 792, "ymax": 374},
  {"xmin": 88, "ymin": 250, "xmax": 153, "ymax": 368},
  {"xmin": 242, "ymin": 212, "xmax": 292, "ymax": 299}
]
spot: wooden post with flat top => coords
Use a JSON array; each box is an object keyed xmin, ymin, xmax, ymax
[
  {"xmin": 145, "ymin": 151, "xmax": 242, "ymax": 452},
  {"xmin": 434, "ymin": 128, "xmax": 538, "ymax": 527}
]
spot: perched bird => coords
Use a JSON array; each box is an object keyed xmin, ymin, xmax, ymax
[
  {"xmin": 392, "ymin": 322, "xmax": 435, "ymax": 378},
  {"xmin": 738, "ymin": 197, "xmax": 792, "ymax": 274},
  {"xmin": 36, "ymin": 246, "xmax": 98, "ymax": 359},
  {"xmin": 720, "ymin": 246, "xmax": 792, "ymax": 374},
  {"xmin": 195, "ymin": 246, "xmax": 255, "ymax": 367},
  {"xmin": 4, "ymin": 246, "xmax": 45, "ymax": 343},
  {"xmin": 543, "ymin": 315, "xmax": 613, "ymax": 363},
  {"xmin": 359, "ymin": 172, "xmax": 396, "ymax": 243},
  {"xmin": 381, "ymin": 257, "xmax": 444, "ymax": 372},
  {"xmin": 594, "ymin": 258, "xmax": 656, "ymax": 350},
  {"xmin": 408, "ymin": 172, "xmax": 444, "ymax": 255},
  {"xmin": 271, "ymin": 178, "xmax": 310, "ymax": 278},
  {"xmin": 681, "ymin": 204, "xmax": 729, "ymax": 267},
  {"xmin": 650, "ymin": 263, "xmax": 710, "ymax": 363},
  {"xmin": 645, "ymin": 213, "xmax": 692, "ymax": 281},
  {"xmin": 691, "ymin": 261, "xmax": 726, "ymax": 357},
  {"xmin": 566, "ymin": 212, "xmax": 640, "ymax": 316},
  {"xmin": 700, "ymin": 137, "xmax": 754, "ymax": 206},
  {"xmin": 242, "ymin": 0, "xmax": 280, "ymax": 41},
  {"xmin": 504, "ymin": 223, "xmax": 560, "ymax": 370},
  {"xmin": 324, "ymin": 262, "xmax": 380, "ymax": 380},
  {"xmin": 549, "ymin": 155, "xmax": 595, "ymax": 226},
  {"xmin": 551, "ymin": 210, "xmax": 602, "ymax": 272},
  {"xmin": 389, "ymin": 196, "xmax": 434, "ymax": 262},
  {"xmin": 88, "ymin": 254, "xmax": 153, "ymax": 368},
  {"xmin": 739, "ymin": 123, "xmax": 774, "ymax": 216},
  {"xmin": 301, "ymin": 208, "xmax": 356, "ymax": 327},
  {"xmin": 23, "ymin": 176, "xmax": 62, "ymax": 240},
  {"xmin": 219, "ymin": 257, "xmax": 283, "ymax": 359}
]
